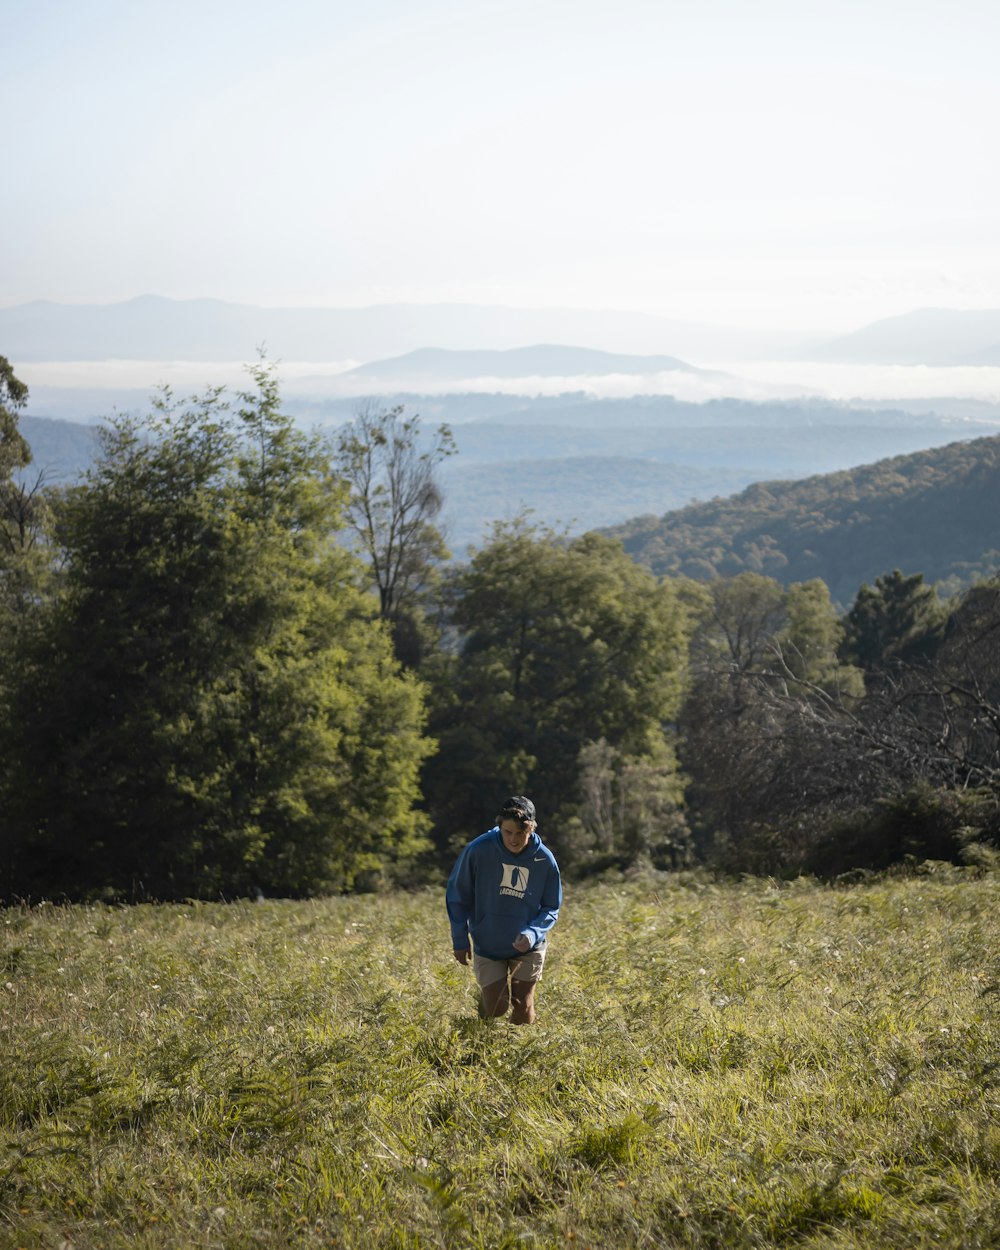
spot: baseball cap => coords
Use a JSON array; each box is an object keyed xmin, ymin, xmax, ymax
[{"xmin": 499, "ymin": 795, "xmax": 536, "ymax": 822}]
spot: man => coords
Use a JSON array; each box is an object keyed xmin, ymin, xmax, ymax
[{"xmin": 446, "ymin": 795, "xmax": 562, "ymax": 1024}]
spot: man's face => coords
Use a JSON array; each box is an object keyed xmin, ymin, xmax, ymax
[{"xmin": 499, "ymin": 819, "xmax": 534, "ymax": 854}]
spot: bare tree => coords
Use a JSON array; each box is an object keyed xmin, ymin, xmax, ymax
[
  {"xmin": 333, "ymin": 403, "xmax": 455, "ymax": 658},
  {"xmin": 681, "ymin": 575, "xmax": 1000, "ymax": 872}
]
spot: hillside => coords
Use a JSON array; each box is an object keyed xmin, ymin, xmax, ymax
[
  {"xmin": 5, "ymin": 878, "xmax": 997, "ymax": 1250},
  {"xmin": 19, "ymin": 416, "xmax": 100, "ymax": 484},
  {"xmin": 604, "ymin": 434, "xmax": 1000, "ymax": 603}
]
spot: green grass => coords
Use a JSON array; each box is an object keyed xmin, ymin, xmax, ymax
[{"xmin": 2, "ymin": 869, "xmax": 999, "ymax": 1249}]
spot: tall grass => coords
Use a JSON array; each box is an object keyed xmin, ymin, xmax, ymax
[{"xmin": 2, "ymin": 869, "xmax": 998, "ymax": 1248}]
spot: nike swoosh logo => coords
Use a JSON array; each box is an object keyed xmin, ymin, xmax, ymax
[{"xmin": 534, "ymin": 856, "xmax": 545, "ymax": 861}]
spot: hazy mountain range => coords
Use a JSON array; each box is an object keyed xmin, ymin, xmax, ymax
[
  {"xmin": 21, "ymin": 415, "xmax": 999, "ymax": 596},
  {"xmin": 21, "ymin": 395, "xmax": 999, "ymax": 557},
  {"xmin": 11, "ymin": 295, "xmax": 1000, "ymax": 570},
  {"xmin": 0, "ymin": 296, "xmax": 812, "ymax": 364},
  {"xmin": 6, "ymin": 296, "xmax": 1000, "ymax": 368}
]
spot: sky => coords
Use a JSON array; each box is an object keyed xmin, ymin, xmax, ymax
[{"xmin": 5, "ymin": 0, "xmax": 1000, "ymax": 333}]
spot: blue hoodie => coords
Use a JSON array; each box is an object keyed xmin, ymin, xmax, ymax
[{"xmin": 446, "ymin": 827, "xmax": 562, "ymax": 960}]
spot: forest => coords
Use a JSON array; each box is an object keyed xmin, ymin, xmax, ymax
[
  {"xmin": 607, "ymin": 434, "xmax": 1000, "ymax": 603},
  {"xmin": 2, "ymin": 357, "xmax": 999, "ymax": 901}
]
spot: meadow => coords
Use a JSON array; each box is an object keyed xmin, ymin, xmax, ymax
[{"xmin": 1, "ymin": 869, "xmax": 998, "ymax": 1249}]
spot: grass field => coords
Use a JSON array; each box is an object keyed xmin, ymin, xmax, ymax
[{"xmin": 2, "ymin": 869, "xmax": 998, "ymax": 1249}]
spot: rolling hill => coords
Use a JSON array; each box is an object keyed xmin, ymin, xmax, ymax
[
  {"xmin": 340, "ymin": 344, "xmax": 719, "ymax": 382},
  {"xmin": 604, "ymin": 434, "xmax": 1000, "ymax": 603}
]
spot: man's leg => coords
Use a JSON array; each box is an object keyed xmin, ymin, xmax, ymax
[
  {"xmin": 480, "ymin": 975, "xmax": 511, "ymax": 1018},
  {"xmin": 473, "ymin": 953, "xmax": 511, "ymax": 1018},
  {"xmin": 509, "ymin": 977, "xmax": 538, "ymax": 1025}
]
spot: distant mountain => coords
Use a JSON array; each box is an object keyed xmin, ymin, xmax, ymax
[
  {"xmin": 0, "ymin": 296, "xmax": 814, "ymax": 364},
  {"xmin": 810, "ymin": 308, "xmax": 1000, "ymax": 365},
  {"xmin": 604, "ymin": 435, "xmax": 1000, "ymax": 604},
  {"xmin": 342, "ymin": 345, "xmax": 717, "ymax": 383},
  {"xmin": 440, "ymin": 457, "xmax": 759, "ymax": 553},
  {"xmin": 22, "ymin": 400, "xmax": 998, "ymax": 575},
  {"xmin": 446, "ymin": 417, "xmax": 964, "ymax": 475},
  {"xmin": 20, "ymin": 416, "xmax": 100, "ymax": 484}
]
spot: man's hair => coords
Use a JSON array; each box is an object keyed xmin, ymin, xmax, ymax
[{"xmin": 498, "ymin": 795, "xmax": 536, "ymax": 826}]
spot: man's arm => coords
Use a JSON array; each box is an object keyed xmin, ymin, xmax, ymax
[
  {"xmin": 519, "ymin": 862, "xmax": 563, "ymax": 948},
  {"xmin": 445, "ymin": 845, "xmax": 474, "ymax": 960}
]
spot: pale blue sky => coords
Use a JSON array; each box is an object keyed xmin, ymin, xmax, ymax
[{"xmin": 4, "ymin": 0, "xmax": 999, "ymax": 330}]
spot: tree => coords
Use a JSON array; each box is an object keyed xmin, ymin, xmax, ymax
[
  {"xmin": 570, "ymin": 736, "xmax": 691, "ymax": 869},
  {"xmin": 839, "ymin": 569, "xmax": 946, "ymax": 678},
  {"xmin": 782, "ymin": 578, "xmax": 860, "ymax": 693},
  {"xmin": 423, "ymin": 519, "xmax": 689, "ymax": 863},
  {"xmin": 0, "ymin": 356, "xmax": 30, "ymax": 483},
  {"xmin": 2, "ymin": 367, "xmax": 432, "ymax": 901},
  {"xmin": 0, "ymin": 356, "xmax": 47, "ymax": 615},
  {"xmin": 333, "ymin": 403, "xmax": 454, "ymax": 664},
  {"xmin": 678, "ymin": 571, "xmax": 1000, "ymax": 876},
  {"xmin": 0, "ymin": 356, "xmax": 50, "ymax": 839},
  {"xmin": 678, "ymin": 573, "xmax": 862, "ymax": 868}
]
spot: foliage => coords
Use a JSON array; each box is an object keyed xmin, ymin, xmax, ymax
[
  {"xmin": 0, "ymin": 360, "xmax": 52, "ymax": 859},
  {"xmin": 0, "ymin": 356, "xmax": 30, "ymax": 483},
  {"xmin": 839, "ymin": 569, "xmax": 947, "ymax": 677},
  {"xmin": 0, "ymin": 358, "xmax": 48, "ymax": 619},
  {"xmin": 1, "ymin": 366, "xmax": 432, "ymax": 901},
  {"xmin": 806, "ymin": 785, "xmax": 1000, "ymax": 878},
  {"xmin": 568, "ymin": 735, "xmax": 692, "ymax": 872},
  {"xmin": 424, "ymin": 520, "xmax": 689, "ymax": 861},
  {"xmin": 606, "ymin": 433, "xmax": 1000, "ymax": 604},
  {"xmin": 2, "ymin": 875, "xmax": 999, "ymax": 1249}
]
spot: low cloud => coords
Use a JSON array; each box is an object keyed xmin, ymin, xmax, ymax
[{"xmin": 17, "ymin": 359, "xmax": 1000, "ymax": 408}]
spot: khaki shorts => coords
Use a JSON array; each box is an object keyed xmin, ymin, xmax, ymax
[{"xmin": 473, "ymin": 945, "xmax": 547, "ymax": 988}]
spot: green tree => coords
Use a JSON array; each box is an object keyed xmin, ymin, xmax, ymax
[
  {"xmin": 570, "ymin": 735, "xmax": 691, "ymax": 869},
  {"xmin": 424, "ymin": 519, "xmax": 688, "ymax": 861},
  {"xmin": 0, "ymin": 356, "xmax": 47, "ymax": 615},
  {"xmin": 0, "ymin": 358, "xmax": 51, "ymax": 881},
  {"xmin": 0, "ymin": 356, "xmax": 30, "ymax": 483},
  {"xmin": 839, "ymin": 569, "xmax": 946, "ymax": 677},
  {"xmin": 3, "ymin": 367, "xmax": 432, "ymax": 901},
  {"xmin": 780, "ymin": 578, "xmax": 863, "ymax": 695}
]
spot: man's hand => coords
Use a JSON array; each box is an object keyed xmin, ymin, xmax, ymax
[
  {"xmin": 453, "ymin": 948, "xmax": 471, "ymax": 965},
  {"xmin": 512, "ymin": 933, "xmax": 532, "ymax": 954}
]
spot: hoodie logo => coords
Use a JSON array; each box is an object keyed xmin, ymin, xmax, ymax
[{"xmin": 500, "ymin": 863, "xmax": 529, "ymax": 898}]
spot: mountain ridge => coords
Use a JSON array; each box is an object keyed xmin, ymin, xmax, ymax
[{"xmin": 0, "ymin": 296, "xmax": 812, "ymax": 363}]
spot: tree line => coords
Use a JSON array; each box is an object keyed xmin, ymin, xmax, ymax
[{"xmin": 2, "ymin": 359, "xmax": 998, "ymax": 900}]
